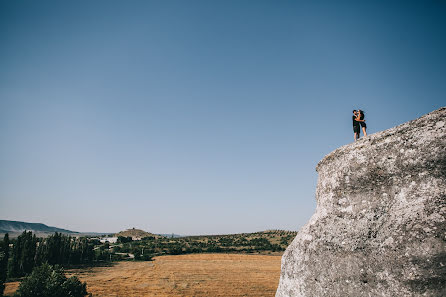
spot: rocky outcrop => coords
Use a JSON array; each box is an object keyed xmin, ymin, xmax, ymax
[
  {"xmin": 276, "ymin": 108, "xmax": 446, "ymax": 297},
  {"xmin": 114, "ymin": 228, "xmax": 160, "ymax": 239}
]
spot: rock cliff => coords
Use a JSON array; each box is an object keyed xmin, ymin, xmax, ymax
[{"xmin": 276, "ymin": 107, "xmax": 446, "ymax": 297}]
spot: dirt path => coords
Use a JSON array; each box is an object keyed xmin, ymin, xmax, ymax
[{"xmin": 5, "ymin": 253, "xmax": 282, "ymax": 297}]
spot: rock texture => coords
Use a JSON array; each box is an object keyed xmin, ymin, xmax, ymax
[{"xmin": 276, "ymin": 107, "xmax": 446, "ymax": 297}]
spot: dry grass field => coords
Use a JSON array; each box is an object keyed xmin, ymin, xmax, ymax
[{"xmin": 5, "ymin": 253, "xmax": 282, "ymax": 297}]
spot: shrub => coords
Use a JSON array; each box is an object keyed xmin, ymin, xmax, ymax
[
  {"xmin": 13, "ymin": 263, "xmax": 89, "ymax": 297},
  {"xmin": 117, "ymin": 236, "xmax": 132, "ymax": 244}
]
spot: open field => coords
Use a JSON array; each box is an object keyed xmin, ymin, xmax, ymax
[{"xmin": 5, "ymin": 253, "xmax": 282, "ymax": 297}]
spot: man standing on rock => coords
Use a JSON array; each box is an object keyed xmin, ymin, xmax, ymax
[{"xmin": 353, "ymin": 110, "xmax": 360, "ymax": 141}]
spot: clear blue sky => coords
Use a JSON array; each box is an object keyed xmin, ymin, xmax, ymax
[{"xmin": 1, "ymin": 0, "xmax": 445, "ymax": 235}]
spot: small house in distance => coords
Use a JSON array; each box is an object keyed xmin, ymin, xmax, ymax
[{"xmin": 99, "ymin": 237, "xmax": 118, "ymax": 244}]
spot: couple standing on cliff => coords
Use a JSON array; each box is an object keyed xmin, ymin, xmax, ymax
[{"xmin": 353, "ymin": 110, "xmax": 367, "ymax": 141}]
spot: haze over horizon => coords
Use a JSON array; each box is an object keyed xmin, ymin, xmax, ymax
[{"xmin": 1, "ymin": 0, "xmax": 445, "ymax": 235}]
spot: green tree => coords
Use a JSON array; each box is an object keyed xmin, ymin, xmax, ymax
[
  {"xmin": 13, "ymin": 263, "xmax": 89, "ymax": 297},
  {"xmin": 117, "ymin": 236, "xmax": 132, "ymax": 243},
  {"xmin": 35, "ymin": 233, "xmax": 95, "ymax": 266},
  {"xmin": 9, "ymin": 231, "xmax": 37, "ymax": 277},
  {"xmin": 0, "ymin": 234, "xmax": 10, "ymax": 296}
]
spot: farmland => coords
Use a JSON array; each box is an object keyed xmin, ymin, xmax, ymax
[
  {"xmin": 5, "ymin": 253, "xmax": 282, "ymax": 297},
  {"xmin": 1, "ymin": 230, "xmax": 295, "ymax": 296}
]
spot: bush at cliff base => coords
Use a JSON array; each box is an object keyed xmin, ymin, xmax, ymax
[{"xmin": 13, "ymin": 263, "xmax": 90, "ymax": 297}]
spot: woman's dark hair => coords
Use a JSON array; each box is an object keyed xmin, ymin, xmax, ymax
[{"xmin": 359, "ymin": 110, "xmax": 365, "ymax": 119}]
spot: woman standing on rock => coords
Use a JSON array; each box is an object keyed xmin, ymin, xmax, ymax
[{"xmin": 356, "ymin": 110, "xmax": 367, "ymax": 137}]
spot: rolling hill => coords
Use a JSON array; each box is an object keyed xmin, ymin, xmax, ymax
[
  {"xmin": 0, "ymin": 220, "xmax": 78, "ymax": 237},
  {"xmin": 115, "ymin": 228, "xmax": 161, "ymax": 239}
]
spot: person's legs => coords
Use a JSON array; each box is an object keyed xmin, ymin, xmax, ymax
[
  {"xmin": 354, "ymin": 126, "xmax": 360, "ymax": 141},
  {"xmin": 362, "ymin": 126, "xmax": 367, "ymax": 137},
  {"xmin": 360, "ymin": 122, "xmax": 367, "ymax": 137}
]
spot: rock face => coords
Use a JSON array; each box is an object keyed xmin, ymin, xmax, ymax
[{"xmin": 276, "ymin": 108, "xmax": 446, "ymax": 297}]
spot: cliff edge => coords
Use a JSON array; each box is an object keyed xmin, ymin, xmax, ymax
[{"xmin": 276, "ymin": 107, "xmax": 446, "ymax": 297}]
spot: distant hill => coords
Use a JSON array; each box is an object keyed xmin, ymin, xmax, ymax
[
  {"xmin": 0, "ymin": 220, "xmax": 78, "ymax": 237},
  {"xmin": 115, "ymin": 228, "xmax": 161, "ymax": 239},
  {"xmin": 0, "ymin": 220, "xmax": 296, "ymax": 241},
  {"xmin": 157, "ymin": 233, "xmax": 183, "ymax": 238}
]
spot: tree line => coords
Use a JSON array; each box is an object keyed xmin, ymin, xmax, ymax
[
  {"xmin": 8, "ymin": 231, "xmax": 95, "ymax": 278},
  {"xmin": 0, "ymin": 234, "xmax": 9, "ymax": 296},
  {"xmin": 0, "ymin": 232, "xmax": 94, "ymax": 286},
  {"xmin": 0, "ymin": 231, "xmax": 97, "ymax": 296}
]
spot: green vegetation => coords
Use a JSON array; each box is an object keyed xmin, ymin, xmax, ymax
[
  {"xmin": 13, "ymin": 263, "xmax": 89, "ymax": 297},
  {"xmin": 0, "ymin": 229, "xmax": 296, "ymax": 293},
  {"xmin": 114, "ymin": 230, "xmax": 297, "ymax": 257},
  {"xmin": 0, "ymin": 234, "xmax": 10, "ymax": 296},
  {"xmin": 7, "ymin": 231, "xmax": 95, "ymax": 279}
]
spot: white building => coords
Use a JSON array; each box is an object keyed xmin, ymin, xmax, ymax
[{"xmin": 100, "ymin": 237, "xmax": 118, "ymax": 244}]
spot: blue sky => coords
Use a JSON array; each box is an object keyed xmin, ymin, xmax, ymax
[{"xmin": 1, "ymin": 0, "xmax": 445, "ymax": 234}]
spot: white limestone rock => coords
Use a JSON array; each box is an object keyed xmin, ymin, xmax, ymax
[{"xmin": 276, "ymin": 107, "xmax": 446, "ymax": 297}]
